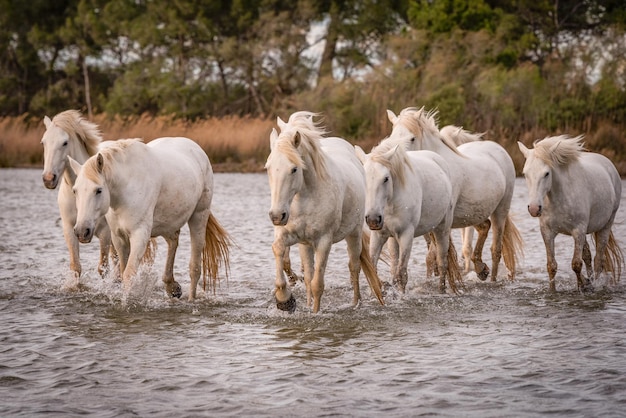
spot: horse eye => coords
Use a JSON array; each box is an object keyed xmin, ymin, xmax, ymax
[
  {"xmin": 96, "ymin": 188, "xmax": 102, "ymax": 195},
  {"xmin": 62, "ymin": 141, "xmax": 68, "ymax": 147},
  {"xmin": 544, "ymin": 172, "xmax": 550, "ymax": 178},
  {"xmin": 410, "ymin": 137, "xmax": 416, "ymax": 142},
  {"xmin": 383, "ymin": 176, "xmax": 389, "ymax": 183},
  {"xmin": 291, "ymin": 167, "xmax": 297, "ymax": 174}
]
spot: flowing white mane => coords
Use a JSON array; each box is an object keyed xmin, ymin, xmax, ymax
[
  {"xmin": 268, "ymin": 111, "xmax": 329, "ymax": 181},
  {"xmin": 370, "ymin": 145, "xmax": 412, "ymax": 188},
  {"xmin": 391, "ymin": 107, "xmax": 463, "ymax": 155},
  {"xmin": 51, "ymin": 110, "xmax": 103, "ymax": 156},
  {"xmin": 533, "ymin": 134, "xmax": 585, "ymax": 168},
  {"xmin": 82, "ymin": 138, "xmax": 143, "ymax": 182}
]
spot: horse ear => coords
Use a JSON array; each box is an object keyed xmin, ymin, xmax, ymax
[
  {"xmin": 269, "ymin": 128, "xmax": 278, "ymax": 150},
  {"xmin": 354, "ymin": 145, "xmax": 367, "ymax": 164},
  {"xmin": 386, "ymin": 109, "xmax": 398, "ymax": 124},
  {"xmin": 277, "ymin": 116, "xmax": 286, "ymax": 131},
  {"xmin": 43, "ymin": 116, "xmax": 51, "ymax": 129},
  {"xmin": 96, "ymin": 153, "xmax": 104, "ymax": 173},
  {"xmin": 68, "ymin": 156, "xmax": 82, "ymax": 176},
  {"xmin": 382, "ymin": 144, "xmax": 400, "ymax": 161},
  {"xmin": 517, "ymin": 141, "xmax": 529, "ymax": 158},
  {"xmin": 293, "ymin": 131, "xmax": 301, "ymax": 148}
]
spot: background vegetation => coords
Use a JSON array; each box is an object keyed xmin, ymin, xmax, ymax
[{"xmin": 1, "ymin": 0, "xmax": 625, "ymax": 173}]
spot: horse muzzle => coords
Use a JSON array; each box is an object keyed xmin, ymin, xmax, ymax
[
  {"xmin": 365, "ymin": 214, "xmax": 383, "ymax": 230},
  {"xmin": 42, "ymin": 172, "xmax": 58, "ymax": 189},
  {"xmin": 269, "ymin": 210, "xmax": 289, "ymax": 226},
  {"xmin": 74, "ymin": 225, "xmax": 94, "ymax": 243},
  {"xmin": 528, "ymin": 204, "xmax": 542, "ymax": 217}
]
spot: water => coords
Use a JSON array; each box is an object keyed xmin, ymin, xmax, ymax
[{"xmin": 1, "ymin": 169, "xmax": 625, "ymax": 417}]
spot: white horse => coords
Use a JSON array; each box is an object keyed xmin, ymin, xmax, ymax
[
  {"xmin": 69, "ymin": 138, "xmax": 231, "ymax": 301},
  {"xmin": 355, "ymin": 144, "xmax": 460, "ymax": 293},
  {"xmin": 265, "ymin": 111, "xmax": 384, "ymax": 313},
  {"xmin": 518, "ymin": 135, "xmax": 623, "ymax": 291},
  {"xmin": 41, "ymin": 110, "xmax": 113, "ymax": 278},
  {"xmin": 384, "ymin": 107, "xmax": 523, "ymax": 282},
  {"xmin": 426, "ymin": 125, "xmax": 484, "ymax": 275}
]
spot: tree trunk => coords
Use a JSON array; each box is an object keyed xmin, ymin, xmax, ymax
[
  {"xmin": 317, "ymin": 1, "xmax": 340, "ymax": 84},
  {"xmin": 82, "ymin": 56, "xmax": 92, "ymax": 119}
]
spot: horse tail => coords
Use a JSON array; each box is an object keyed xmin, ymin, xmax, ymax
[
  {"xmin": 360, "ymin": 235, "xmax": 385, "ymax": 306},
  {"xmin": 593, "ymin": 230, "xmax": 624, "ymax": 284},
  {"xmin": 502, "ymin": 214, "xmax": 524, "ymax": 280},
  {"xmin": 444, "ymin": 233, "xmax": 463, "ymax": 294},
  {"xmin": 202, "ymin": 213, "xmax": 232, "ymax": 293}
]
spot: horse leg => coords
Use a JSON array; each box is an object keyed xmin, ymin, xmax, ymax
[
  {"xmin": 387, "ymin": 237, "xmax": 400, "ymax": 283},
  {"xmin": 539, "ymin": 225, "xmax": 558, "ymax": 291},
  {"xmin": 161, "ymin": 230, "xmax": 181, "ymax": 299},
  {"xmin": 461, "ymin": 227, "xmax": 474, "ymax": 274},
  {"xmin": 345, "ymin": 232, "xmax": 362, "ymax": 307},
  {"xmin": 489, "ymin": 214, "xmax": 507, "ymax": 282},
  {"xmin": 582, "ymin": 236, "xmax": 593, "ymax": 279},
  {"xmin": 572, "ymin": 229, "xmax": 592, "ymax": 291},
  {"xmin": 432, "ymin": 230, "xmax": 451, "ymax": 293},
  {"xmin": 471, "ymin": 219, "xmax": 491, "ymax": 280},
  {"xmin": 395, "ymin": 231, "xmax": 414, "ymax": 293},
  {"xmin": 62, "ymin": 219, "xmax": 82, "ymax": 279},
  {"xmin": 272, "ymin": 231, "xmax": 297, "ymax": 312},
  {"xmin": 424, "ymin": 235, "xmax": 439, "ymax": 277},
  {"xmin": 298, "ymin": 243, "xmax": 315, "ymax": 308},
  {"xmin": 282, "ymin": 250, "xmax": 300, "ymax": 286},
  {"xmin": 592, "ymin": 227, "xmax": 612, "ymax": 283},
  {"xmin": 311, "ymin": 237, "xmax": 333, "ymax": 313},
  {"xmin": 95, "ymin": 218, "xmax": 112, "ymax": 277},
  {"xmin": 121, "ymin": 229, "xmax": 151, "ymax": 295}
]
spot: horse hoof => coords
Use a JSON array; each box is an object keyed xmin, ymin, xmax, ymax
[
  {"xmin": 171, "ymin": 282, "xmax": 182, "ymax": 299},
  {"xmin": 276, "ymin": 294, "xmax": 296, "ymax": 313},
  {"xmin": 477, "ymin": 266, "xmax": 490, "ymax": 281}
]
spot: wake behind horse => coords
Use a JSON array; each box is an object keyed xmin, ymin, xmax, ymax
[
  {"xmin": 518, "ymin": 135, "xmax": 623, "ymax": 291},
  {"xmin": 70, "ymin": 138, "xmax": 231, "ymax": 301},
  {"xmin": 40, "ymin": 110, "xmax": 113, "ymax": 278},
  {"xmin": 265, "ymin": 111, "xmax": 384, "ymax": 313},
  {"xmin": 383, "ymin": 107, "xmax": 523, "ymax": 283}
]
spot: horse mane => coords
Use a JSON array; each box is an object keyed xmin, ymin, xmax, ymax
[
  {"xmin": 82, "ymin": 138, "xmax": 143, "ymax": 182},
  {"xmin": 533, "ymin": 134, "xmax": 586, "ymax": 168},
  {"xmin": 271, "ymin": 111, "xmax": 329, "ymax": 181},
  {"xmin": 394, "ymin": 107, "xmax": 463, "ymax": 155},
  {"xmin": 439, "ymin": 125, "xmax": 484, "ymax": 145},
  {"xmin": 370, "ymin": 144, "xmax": 413, "ymax": 188},
  {"xmin": 51, "ymin": 110, "xmax": 102, "ymax": 156}
]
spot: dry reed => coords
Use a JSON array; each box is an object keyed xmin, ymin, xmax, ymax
[{"xmin": 0, "ymin": 113, "xmax": 275, "ymax": 171}]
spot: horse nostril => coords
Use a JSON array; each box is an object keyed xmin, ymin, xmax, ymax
[{"xmin": 281, "ymin": 212, "xmax": 287, "ymax": 222}]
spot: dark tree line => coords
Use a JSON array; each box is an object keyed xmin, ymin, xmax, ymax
[{"xmin": 1, "ymin": 0, "xmax": 625, "ymax": 148}]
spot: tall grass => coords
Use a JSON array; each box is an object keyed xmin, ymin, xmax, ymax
[{"xmin": 0, "ymin": 113, "xmax": 275, "ymax": 172}]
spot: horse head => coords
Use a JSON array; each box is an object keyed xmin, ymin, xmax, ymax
[
  {"xmin": 360, "ymin": 145, "xmax": 401, "ymax": 230},
  {"xmin": 41, "ymin": 116, "xmax": 72, "ymax": 189},
  {"xmin": 265, "ymin": 129, "xmax": 304, "ymax": 226},
  {"xmin": 69, "ymin": 154, "xmax": 111, "ymax": 243},
  {"xmin": 518, "ymin": 141, "xmax": 552, "ymax": 217}
]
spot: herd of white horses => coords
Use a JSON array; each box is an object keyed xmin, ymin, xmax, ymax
[{"xmin": 41, "ymin": 108, "xmax": 624, "ymax": 313}]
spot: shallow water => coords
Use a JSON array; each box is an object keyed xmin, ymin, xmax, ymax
[{"xmin": 1, "ymin": 169, "xmax": 625, "ymax": 417}]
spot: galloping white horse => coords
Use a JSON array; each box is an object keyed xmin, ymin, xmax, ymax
[
  {"xmin": 384, "ymin": 107, "xmax": 523, "ymax": 282},
  {"xmin": 265, "ymin": 111, "xmax": 384, "ymax": 313},
  {"xmin": 518, "ymin": 135, "xmax": 623, "ymax": 291},
  {"xmin": 355, "ymin": 144, "xmax": 460, "ymax": 293},
  {"xmin": 41, "ymin": 110, "xmax": 113, "ymax": 277},
  {"xmin": 70, "ymin": 138, "xmax": 231, "ymax": 301}
]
